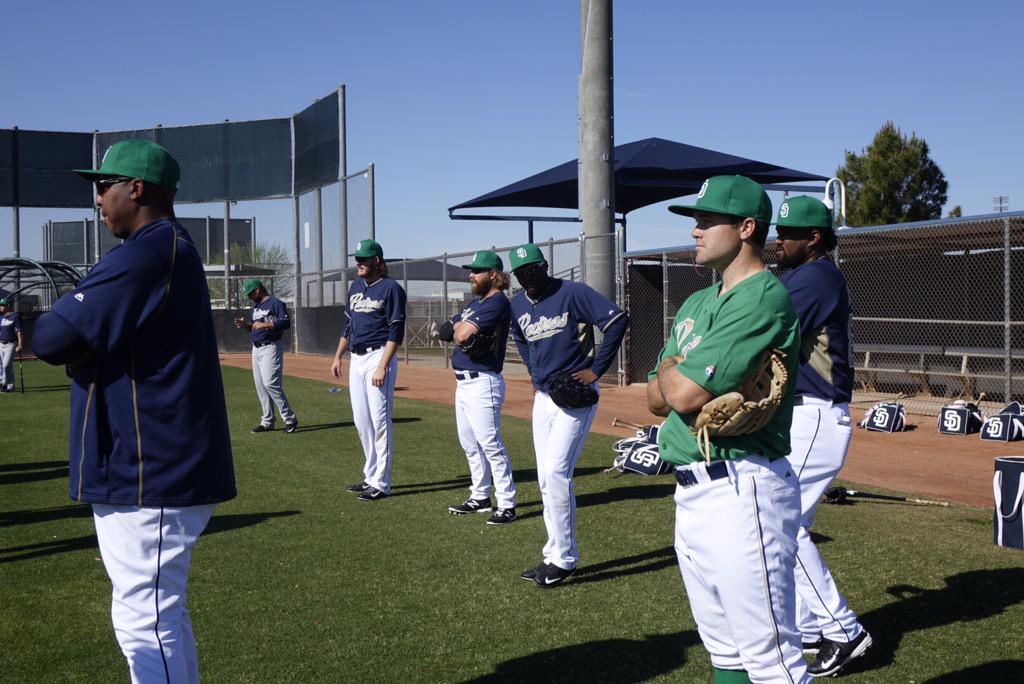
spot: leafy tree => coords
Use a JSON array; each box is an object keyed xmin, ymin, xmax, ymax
[
  {"xmin": 947, "ymin": 205, "xmax": 962, "ymax": 218},
  {"xmin": 837, "ymin": 122, "xmax": 948, "ymax": 226},
  {"xmin": 208, "ymin": 241, "xmax": 294, "ymax": 305}
]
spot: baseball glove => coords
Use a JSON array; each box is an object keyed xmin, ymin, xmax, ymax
[
  {"xmin": 690, "ymin": 349, "xmax": 788, "ymax": 463},
  {"xmin": 547, "ymin": 371, "xmax": 599, "ymax": 410},
  {"xmin": 459, "ymin": 331, "xmax": 497, "ymax": 360}
]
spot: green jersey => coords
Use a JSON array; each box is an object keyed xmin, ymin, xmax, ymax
[{"xmin": 648, "ymin": 270, "xmax": 800, "ymax": 465}]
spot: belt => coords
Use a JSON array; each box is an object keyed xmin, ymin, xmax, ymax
[
  {"xmin": 253, "ymin": 340, "xmax": 277, "ymax": 348},
  {"xmin": 351, "ymin": 345, "xmax": 383, "ymax": 355},
  {"xmin": 794, "ymin": 396, "xmax": 833, "ymax": 408},
  {"xmin": 455, "ymin": 371, "xmax": 480, "ymax": 381},
  {"xmin": 674, "ymin": 460, "xmax": 729, "ymax": 488}
]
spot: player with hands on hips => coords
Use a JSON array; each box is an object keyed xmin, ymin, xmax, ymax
[
  {"xmin": 508, "ymin": 243, "xmax": 627, "ymax": 588},
  {"xmin": 330, "ymin": 239, "xmax": 406, "ymax": 502},
  {"xmin": 647, "ymin": 175, "xmax": 809, "ymax": 683},
  {"xmin": 439, "ymin": 250, "xmax": 517, "ymax": 524},
  {"xmin": 0, "ymin": 297, "xmax": 23, "ymax": 392},
  {"xmin": 32, "ymin": 140, "xmax": 235, "ymax": 683},
  {"xmin": 775, "ymin": 196, "xmax": 871, "ymax": 677},
  {"xmin": 235, "ymin": 278, "xmax": 298, "ymax": 434}
]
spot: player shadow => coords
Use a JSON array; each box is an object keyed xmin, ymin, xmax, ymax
[
  {"xmin": 459, "ymin": 629, "xmax": 700, "ymax": 683},
  {"xmin": 0, "ymin": 503, "xmax": 92, "ymax": 527},
  {"xmin": 0, "ymin": 463, "xmax": 68, "ymax": 486},
  {"xmin": 20, "ymin": 384, "xmax": 72, "ymax": 392},
  {"xmin": 571, "ymin": 546, "xmax": 679, "ymax": 586},
  {"xmin": 515, "ymin": 482, "xmax": 675, "ymax": 522},
  {"xmin": 0, "ymin": 460, "xmax": 66, "ymax": 472},
  {"xmin": 286, "ymin": 420, "xmax": 353, "ymax": 433},
  {"xmin": 922, "ymin": 660, "xmax": 1024, "ymax": 683},
  {"xmin": 0, "ymin": 510, "xmax": 301, "ymax": 564},
  {"xmin": 842, "ymin": 567, "xmax": 1024, "ymax": 675}
]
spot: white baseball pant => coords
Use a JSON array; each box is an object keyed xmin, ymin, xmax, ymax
[
  {"xmin": 92, "ymin": 503, "xmax": 217, "ymax": 684},
  {"xmin": 252, "ymin": 342, "xmax": 295, "ymax": 427},
  {"xmin": 455, "ymin": 371, "xmax": 516, "ymax": 509},
  {"xmin": 673, "ymin": 456, "xmax": 809, "ymax": 683},
  {"xmin": 532, "ymin": 388, "xmax": 598, "ymax": 570},
  {"xmin": 0, "ymin": 341, "xmax": 14, "ymax": 391},
  {"xmin": 349, "ymin": 348, "xmax": 397, "ymax": 494},
  {"xmin": 785, "ymin": 399, "xmax": 865, "ymax": 644}
]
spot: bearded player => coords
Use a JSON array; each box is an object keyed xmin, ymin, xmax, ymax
[
  {"xmin": 509, "ymin": 243, "xmax": 627, "ymax": 588},
  {"xmin": 330, "ymin": 239, "xmax": 406, "ymax": 502},
  {"xmin": 440, "ymin": 250, "xmax": 517, "ymax": 525},
  {"xmin": 775, "ymin": 196, "xmax": 871, "ymax": 678},
  {"xmin": 648, "ymin": 175, "xmax": 808, "ymax": 683}
]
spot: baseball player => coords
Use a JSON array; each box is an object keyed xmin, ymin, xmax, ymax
[
  {"xmin": 0, "ymin": 297, "xmax": 23, "ymax": 392},
  {"xmin": 440, "ymin": 250, "xmax": 517, "ymax": 524},
  {"xmin": 330, "ymin": 239, "xmax": 406, "ymax": 501},
  {"xmin": 32, "ymin": 140, "xmax": 235, "ymax": 682},
  {"xmin": 508, "ymin": 243, "xmax": 627, "ymax": 587},
  {"xmin": 775, "ymin": 196, "xmax": 871, "ymax": 677},
  {"xmin": 647, "ymin": 175, "xmax": 807, "ymax": 682},
  {"xmin": 235, "ymin": 278, "xmax": 298, "ymax": 433}
]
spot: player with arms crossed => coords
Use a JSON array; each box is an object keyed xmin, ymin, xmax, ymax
[
  {"xmin": 439, "ymin": 250, "xmax": 518, "ymax": 524},
  {"xmin": 33, "ymin": 140, "xmax": 235, "ymax": 682},
  {"xmin": 330, "ymin": 239, "xmax": 406, "ymax": 501},
  {"xmin": 774, "ymin": 196, "xmax": 871, "ymax": 677},
  {"xmin": 235, "ymin": 278, "xmax": 298, "ymax": 433},
  {"xmin": 509, "ymin": 243, "xmax": 627, "ymax": 587},
  {"xmin": 0, "ymin": 297, "xmax": 23, "ymax": 392},
  {"xmin": 647, "ymin": 175, "xmax": 807, "ymax": 683}
]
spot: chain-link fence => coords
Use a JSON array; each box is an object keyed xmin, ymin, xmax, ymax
[{"xmin": 624, "ymin": 212, "xmax": 1024, "ymax": 414}]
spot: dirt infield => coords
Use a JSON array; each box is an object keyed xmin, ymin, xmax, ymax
[{"xmin": 220, "ymin": 353, "xmax": 1014, "ymax": 509}]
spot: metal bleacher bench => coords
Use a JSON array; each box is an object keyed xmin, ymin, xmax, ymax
[{"xmin": 855, "ymin": 343, "xmax": 1022, "ymax": 397}]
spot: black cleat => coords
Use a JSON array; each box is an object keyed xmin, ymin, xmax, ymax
[
  {"xmin": 448, "ymin": 497, "xmax": 492, "ymax": 515},
  {"xmin": 357, "ymin": 486, "xmax": 388, "ymax": 502},
  {"xmin": 284, "ymin": 420, "xmax": 298, "ymax": 434},
  {"xmin": 521, "ymin": 563, "xmax": 546, "ymax": 581},
  {"xmin": 346, "ymin": 481, "xmax": 370, "ymax": 493},
  {"xmin": 486, "ymin": 508, "xmax": 517, "ymax": 525},
  {"xmin": 803, "ymin": 634, "xmax": 826, "ymax": 655},
  {"xmin": 533, "ymin": 563, "xmax": 576, "ymax": 588},
  {"xmin": 808, "ymin": 631, "xmax": 872, "ymax": 678},
  {"xmin": 251, "ymin": 424, "xmax": 273, "ymax": 433}
]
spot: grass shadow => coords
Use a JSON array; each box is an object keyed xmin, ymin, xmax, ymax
[
  {"xmin": 0, "ymin": 510, "xmax": 302, "ymax": 564},
  {"xmin": 573, "ymin": 546, "xmax": 678, "ymax": 586},
  {"xmin": 1, "ymin": 504, "xmax": 92, "ymax": 527},
  {"xmin": 459, "ymin": 630, "xmax": 700, "ymax": 683},
  {"xmin": 516, "ymin": 483, "xmax": 675, "ymax": 522},
  {"xmin": 0, "ymin": 465, "xmax": 68, "ymax": 486},
  {"xmin": 851, "ymin": 567, "xmax": 1024, "ymax": 674},
  {"xmin": 0, "ymin": 460, "xmax": 66, "ymax": 473},
  {"xmin": 923, "ymin": 661, "xmax": 1024, "ymax": 683}
]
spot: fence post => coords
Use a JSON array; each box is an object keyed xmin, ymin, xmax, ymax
[
  {"xmin": 578, "ymin": 232, "xmax": 586, "ymax": 282},
  {"xmin": 403, "ymin": 258, "xmax": 410, "ymax": 365},
  {"xmin": 1005, "ymin": 216, "xmax": 1012, "ymax": 401},
  {"xmin": 662, "ymin": 251, "xmax": 670, "ymax": 345},
  {"xmin": 616, "ymin": 227, "xmax": 625, "ymax": 386},
  {"xmin": 443, "ymin": 254, "xmax": 450, "ymax": 370},
  {"xmin": 547, "ymin": 239, "xmax": 555, "ymax": 274}
]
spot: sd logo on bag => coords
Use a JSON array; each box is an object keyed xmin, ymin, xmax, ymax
[
  {"xmin": 860, "ymin": 402, "xmax": 905, "ymax": 433},
  {"xmin": 938, "ymin": 400, "xmax": 984, "ymax": 435}
]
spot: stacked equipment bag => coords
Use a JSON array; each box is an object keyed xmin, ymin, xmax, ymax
[
  {"xmin": 981, "ymin": 402, "xmax": 1024, "ymax": 442},
  {"xmin": 608, "ymin": 424, "xmax": 673, "ymax": 475},
  {"xmin": 859, "ymin": 402, "xmax": 906, "ymax": 433},
  {"xmin": 994, "ymin": 456, "xmax": 1024, "ymax": 549},
  {"xmin": 938, "ymin": 400, "xmax": 984, "ymax": 435}
]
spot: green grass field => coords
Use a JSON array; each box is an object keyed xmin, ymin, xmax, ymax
[{"xmin": 2, "ymin": 362, "xmax": 1023, "ymax": 683}]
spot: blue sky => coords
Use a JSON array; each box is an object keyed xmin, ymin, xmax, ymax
[{"xmin": 2, "ymin": 0, "xmax": 1022, "ymax": 262}]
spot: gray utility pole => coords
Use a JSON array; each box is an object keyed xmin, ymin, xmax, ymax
[{"xmin": 578, "ymin": 0, "xmax": 616, "ymax": 301}]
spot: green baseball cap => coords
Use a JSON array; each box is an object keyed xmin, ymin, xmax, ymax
[
  {"xmin": 508, "ymin": 244, "xmax": 546, "ymax": 272},
  {"xmin": 0, "ymin": 298, "xmax": 10, "ymax": 306},
  {"xmin": 668, "ymin": 175, "xmax": 772, "ymax": 225},
  {"xmin": 350, "ymin": 239, "xmax": 384, "ymax": 259},
  {"xmin": 462, "ymin": 250, "xmax": 503, "ymax": 271},
  {"xmin": 75, "ymin": 139, "xmax": 181, "ymax": 190},
  {"xmin": 776, "ymin": 195, "xmax": 833, "ymax": 230},
  {"xmin": 242, "ymin": 279, "xmax": 263, "ymax": 296}
]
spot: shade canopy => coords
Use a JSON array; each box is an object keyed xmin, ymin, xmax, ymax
[{"xmin": 450, "ymin": 137, "xmax": 828, "ymax": 215}]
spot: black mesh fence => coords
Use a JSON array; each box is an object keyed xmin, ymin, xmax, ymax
[
  {"xmin": 0, "ymin": 130, "xmax": 93, "ymax": 208},
  {"xmin": 623, "ymin": 213, "xmax": 1024, "ymax": 413},
  {"xmin": 294, "ymin": 92, "xmax": 340, "ymax": 195}
]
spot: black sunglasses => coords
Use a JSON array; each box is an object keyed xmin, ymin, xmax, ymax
[
  {"xmin": 95, "ymin": 177, "xmax": 135, "ymax": 189},
  {"xmin": 469, "ymin": 268, "xmax": 491, "ymax": 275},
  {"xmin": 514, "ymin": 263, "xmax": 544, "ymax": 278}
]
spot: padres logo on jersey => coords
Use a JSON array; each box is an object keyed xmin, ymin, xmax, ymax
[
  {"xmin": 673, "ymin": 318, "xmax": 703, "ymax": 361},
  {"xmin": 350, "ymin": 293, "xmax": 385, "ymax": 313},
  {"xmin": 518, "ymin": 312, "xmax": 569, "ymax": 341}
]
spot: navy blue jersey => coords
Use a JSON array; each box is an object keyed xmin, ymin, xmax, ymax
[
  {"xmin": 0, "ymin": 312, "xmax": 20, "ymax": 343},
  {"xmin": 510, "ymin": 279, "xmax": 627, "ymax": 391},
  {"xmin": 780, "ymin": 256, "xmax": 854, "ymax": 403},
  {"xmin": 451, "ymin": 293, "xmax": 511, "ymax": 373},
  {"xmin": 251, "ymin": 295, "xmax": 290, "ymax": 344},
  {"xmin": 50, "ymin": 218, "xmax": 236, "ymax": 507},
  {"xmin": 342, "ymin": 276, "xmax": 406, "ymax": 349}
]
